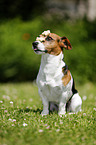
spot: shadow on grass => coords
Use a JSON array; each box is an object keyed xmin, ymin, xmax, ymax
[
  {"xmin": 18, "ymin": 108, "xmax": 42, "ymax": 114},
  {"xmin": 18, "ymin": 108, "xmax": 57, "ymax": 115}
]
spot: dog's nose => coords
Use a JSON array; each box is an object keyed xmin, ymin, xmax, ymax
[{"xmin": 32, "ymin": 42, "xmax": 39, "ymax": 48}]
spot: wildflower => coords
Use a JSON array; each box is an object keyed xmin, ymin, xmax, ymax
[
  {"xmin": 4, "ymin": 110, "xmax": 8, "ymax": 113},
  {"xmin": 44, "ymin": 124, "xmax": 48, "ymax": 126},
  {"xmin": 39, "ymin": 129, "xmax": 43, "ymax": 132},
  {"xmin": 23, "ymin": 123, "xmax": 28, "ymax": 126},
  {"xmin": 8, "ymin": 118, "xmax": 12, "ymax": 121},
  {"xmin": 93, "ymin": 108, "xmax": 96, "ymax": 111},
  {"xmin": 83, "ymin": 96, "xmax": 87, "ymax": 101},
  {"xmin": 12, "ymin": 119, "xmax": 16, "ymax": 122},
  {"xmin": 56, "ymin": 129, "xmax": 60, "ymax": 132},
  {"xmin": 10, "ymin": 101, "xmax": 13, "ymax": 104},
  {"xmin": 46, "ymin": 126, "xmax": 50, "ymax": 129},
  {"xmin": 0, "ymin": 101, "xmax": 3, "ymax": 103},
  {"xmin": 83, "ymin": 113, "xmax": 86, "ymax": 116},
  {"xmin": 29, "ymin": 98, "xmax": 33, "ymax": 102},
  {"xmin": 6, "ymin": 96, "xmax": 10, "ymax": 100},
  {"xmin": 60, "ymin": 120, "xmax": 63, "ymax": 124},
  {"xmin": 1, "ymin": 107, "xmax": 5, "ymax": 110},
  {"xmin": 26, "ymin": 107, "xmax": 29, "ymax": 109},
  {"xmin": 12, "ymin": 124, "xmax": 15, "ymax": 126},
  {"xmin": 3, "ymin": 95, "xmax": 10, "ymax": 100},
  {"xmin": 55, "ymin": 122, "xmax": 57, "ymax": 126},
  {"xmin": 69, "ymin": 118, "xmax": 72, "ymax": 121}
]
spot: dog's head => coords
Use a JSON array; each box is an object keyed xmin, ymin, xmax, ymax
[{"xmin": 32, "ymin": 30, "xmax": 72, "ymax": 55}]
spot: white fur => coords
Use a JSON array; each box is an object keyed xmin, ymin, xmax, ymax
[
  {"xmin": 36, "ymin": 37, "xmax": 45, "ymax": 42},
  {"xmin": 33, "ymin": 41, "xmax": 82, "ymax": 116},
  {"xmin": 36, "ymin": 41, "xmax": 45, "ymax": 51},
  {"xmin": 67, "ymin": 93, "xmax": 82, "ymax": 113},
  {"xmin": 42, "ymin": 30, "xmax": 50, "ymax": 36},
  {"xmin": 36, "ymin": 30, "xmax": 50, "ymax": 42}
]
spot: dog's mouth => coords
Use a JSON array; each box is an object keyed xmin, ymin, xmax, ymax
[
  {"xmin": 32, "ymin": 44, "xmax": 41, "ymax": 52},
  {"xmin": 33, "ymin": 48, "xmax": 39, "ymax": 52},
  {"xmin": 33, "ymin": 48, "xmax": 41, "ymax": 53},
  {"xmin": 33, "ymin": 47, "xmax": 48, "ymax": 53}
]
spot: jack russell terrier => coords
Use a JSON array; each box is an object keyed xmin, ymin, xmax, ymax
[{"xmin": 32, "ymin": 30, "xmax": 82, "ymax": 116}]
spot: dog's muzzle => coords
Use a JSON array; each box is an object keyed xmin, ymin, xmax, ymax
[
  {"xmin": 32, "ymin": 41, "xmax": 48, "ymax": 54},
  {"xmin": 32, "ymin": 41, "xmax": 39, "ymax": 51}
]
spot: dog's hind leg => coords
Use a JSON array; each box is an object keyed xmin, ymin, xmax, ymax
[
  {"xmin": 66, "ymin": 79, "xmax": 82, "ymax": 113},
  {"xmin": 67, "ymin": 93, "xmax": 82, "ymax": 113}
]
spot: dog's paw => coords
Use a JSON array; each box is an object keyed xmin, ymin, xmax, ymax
[
  {"xmin": 58, "ymin": 111, "xmax": 66, "ymax": 117},
  {"xmin": 41, "ymin": 110, "xmax": 49, "ymax": 116}
]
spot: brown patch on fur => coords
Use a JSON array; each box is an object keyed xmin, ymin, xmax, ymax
[
  {"xmin": 38, "ymin": 32, "xmax": 72, "ymax": 56},
  {"xmin": 61, "ymin": 37, "xmax": 72, "ymax": 50},
  {"xmin": 42, "ymin": 33, "xmax": 62, "ymax": 56},
  {"xmin": 62, "ymin": 70, "xmax": 71, "ymax": 86}
]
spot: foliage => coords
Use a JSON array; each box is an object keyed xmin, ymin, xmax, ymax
[
  {"xmin": 0, "ymin": 18, "xmax": 96, "ymax": 83},
  {"xmin": 0, "ymin": 82, "xmax": 96, "ymax": 145},
  {"xmin": 0, "ymin": 18, "xmax": 42, "ymax": 82}
]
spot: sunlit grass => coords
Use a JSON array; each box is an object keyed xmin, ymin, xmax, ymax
[{"xmin": 0, "ymin": 82, "xmax": 96, "ymax": 145}]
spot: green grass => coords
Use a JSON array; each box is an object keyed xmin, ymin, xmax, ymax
[{"xmin": 0, "ymin": 82, "xmax": 96, "ymax": 145}]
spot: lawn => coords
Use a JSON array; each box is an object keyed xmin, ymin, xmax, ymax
[{"xmin": 0, "ymin": 82, "xmax": 96, "ymax": 145}]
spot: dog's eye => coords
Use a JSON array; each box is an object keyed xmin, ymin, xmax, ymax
[{"xmin": 46, "ymin": 36, "xmax": 53, "ymax": 41}]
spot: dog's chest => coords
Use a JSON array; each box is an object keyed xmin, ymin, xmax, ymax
[
  {"xmin": 37, "ymin": 74, "xmax": 63, "ymax": 102},
  {"xmin": 36, "ymin": 53, "xmax": 67, "ymax": 102}
]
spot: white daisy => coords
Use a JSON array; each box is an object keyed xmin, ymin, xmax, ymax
[
  {"xmin": 23, "ymin": 123, "xmax": 28, "ymax": 127},
  {"xmin": 39, "ymin": 129, "xmax": 43, "ymax": 132}
]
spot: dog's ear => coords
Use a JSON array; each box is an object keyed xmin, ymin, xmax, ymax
[{"xmin": 60, "ymin": 36, "xmax": 72, "ymax": 50}]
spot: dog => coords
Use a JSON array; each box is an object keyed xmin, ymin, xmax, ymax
[{"xmin": 32, "ymin": 30, "xmax": 82, "ymax": 116}]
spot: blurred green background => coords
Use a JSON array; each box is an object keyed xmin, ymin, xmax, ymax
[{"xmin": 0, "ymin": 0, "xmax": 96, "ymax": 83}]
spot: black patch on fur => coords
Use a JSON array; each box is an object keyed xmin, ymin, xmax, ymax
[
  {"xmin": 66, "ymin": 79, "xmax": 78, "ymax": 111},
  {"xmin": 72, "ymin": 79, "xmax": 78, "ymax": 94},
  {"xmin": 62, "ymin": 64, "xmax": 68, "ymax": 75}
]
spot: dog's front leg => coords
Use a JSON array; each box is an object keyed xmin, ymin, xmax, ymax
[
  {"xmin": 58, "ymin": 102, "xmax": 66, "ymax": 116},
  {"xmin": 58, "ymin": 92, "xmax": 68, "ymax": 116},
  {"xmin": 38, "ymin": 89, "xmax": 49, "ymax": 116}
]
